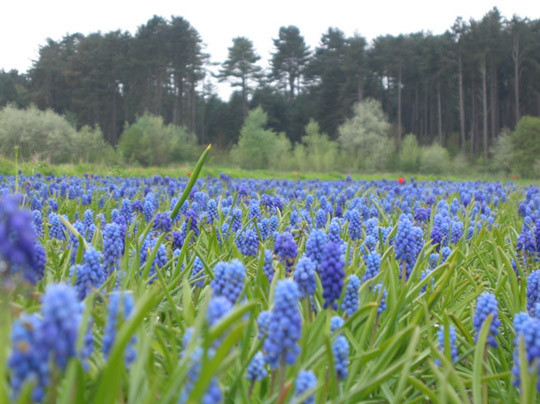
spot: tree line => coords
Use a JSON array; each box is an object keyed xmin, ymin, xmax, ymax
[{"xmin": 1, "ymin": 8, "xmax": 540, "ymax": 162}]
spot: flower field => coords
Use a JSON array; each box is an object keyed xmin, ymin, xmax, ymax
[{"xmin": 2, "ymin": 152, "xmax": 540, "ymax": 403}]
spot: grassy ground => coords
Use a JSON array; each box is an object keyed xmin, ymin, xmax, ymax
[{"xmin": 0, "ymin": 155, "xmax": 536, "ymax": 184}]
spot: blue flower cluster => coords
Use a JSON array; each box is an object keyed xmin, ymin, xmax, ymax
[
  {"xmin": 294, "ymin": 370, "xmax": 317, "ymax": 404},
  {"xmin": 263, "ymin": 280, "xmax": 302, "ymax": 369},
  {"xmin": 103, "ymin": 223, "xmax": 123, "ymax": 272},
  {"xmin": 274, "ymin": 232, "xmax": 298, "ymax": 269},
  {"xmin": 294, "ymin": 255, "xmax": 317, "ymax": 299},
  {"xmin": 211, "ymin": 259, "xmax": 246, "ymax": 304},
  {"xmin": 435, "ymin": 325, "xmax": 458, "ymax": 365},
  {"xmin": 246, "ymin": 351, "xmax": 267, "ymax": 381},
  {"xmin": 71, "ymin": 247, "xmax": 107, "ymax": 300},
  {"xmin": 512, "ymin": 312, "xmax": 540, "ymax": 391},
  {"xmin": 473, "ymin": 292, "xmax": 500, "ymax": 348},
  {"xmin": 332, "ymin": 335, "xmax": 350, "ymax": 380},
  {"xmin": 103, "ymin": 291, "xmax": 137, "ymax": 366},
  {"xmin": 341, "ymin": 275, "xmax": 361, "ymax": 316},
  {"xmin": 394, "ymin": 214, "xmax": 423, "ymax": 279},
  {"xmin": 320, "ymin": 242, "xmax": 345, "ymax": 309},
  {"xmin": 8, "ymin": 283, "xmax": 92, "ymax": 401},
  {"xmin": 305, "ymin": 229, "xmax": 327, "ymax": 270}
]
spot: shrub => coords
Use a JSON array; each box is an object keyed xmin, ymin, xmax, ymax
[
  {"xmin": 269, "ymin": 132, "xmax": 293, "ymax": 171},
  {"xmin": 291, "ymin": 144, "xmax": 307, "ymax": 171},
  {"xmin": 231, "ymin": 107, "xmax": 285, "ymax": 170},
  {"xmin": 0, "ymin": 105, "xmax": 76, "ymax": 163},
  {"xmin": 118, "ymin": 114, "xmax": 197, "ymax": 166},
  {"xmin": 450, "ymin": 153, "xmax": 469, "ymax": 175},
  {"xmin": 510, "ymin": 116, "xmax": 540, "ymax": 177},
  {"xmin": 420, "ymin": 144, "xmax": 451, "ymax": 174},
  {"xmin": 492, "ymin": 128, "xmax": 513, "ymax": 174},
  {"xmin": 533, "ymin": 160, "xmax": 540, "ymax": 179},
  {"xmin": 72, "ymin": 126, "xmax": 119, "ymax": 165},
  {"xmin": 302, "ymin": 120, "xmax": 338, "ymax": 172},
  {"xmin": 399, "ymin": 134, "xmax": 421, "ymax": 172},
  {"xmin": 338, "ymin": 99, "xmax": 394, "ymax": 171}
]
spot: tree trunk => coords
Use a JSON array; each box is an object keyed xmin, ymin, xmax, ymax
[
  {"xmin": 423, "ymin": 90, "xmax": 428, "ymax": 144},
  {"xmin": 437, "ymin": 80, "xmax": 443, "ymax": 145},
  {"xmin": 512, "ymin": 33, "xmax": 521, "ymax": 124},
  {"xmin": 242, "ymin": 76, "xmax": 248, "ymax": 120},
  {"xmin": 470, "ymin": 81, "xmax": 476, "ymax": 159},
  {"xmin": 172, "ymin": 75, "xmax": 179, "ymax": 126},
  {"xmin": 397, "ymin": 67, "xmax": 402, "ymax": 150},
  {"xmin": 458, "ymin": 55, "xmax": 466, "ymax": 153},
  {"xmin": 289, "ymin": 74, "xmax": 295, "ymax": 101},
  {"xmin": 480, "ymin": 56, "xmax": 489, "ymax": 162},
  {"xmin": 190, "ymin": 84, "xmax": 196, "ymax": 133},
  {"xmin": 414, "ymin": 86, "xmax": 419, "ymax": 137},
  {"xmin": 112, "ymin": 88, "xmax": 118, "ymax": 144},
  {"xmin": 155, "ymin": 72, "xmax": 162, "ymax": 116},
  {"xmin": 490, "ymin": 61, "xmax": 498, "ymax": 144},
  {"xmin": 357, "ymin": 74, "xmax": 364, "ymax": 104}
]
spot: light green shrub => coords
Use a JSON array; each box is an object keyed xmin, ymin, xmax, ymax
[
  {"xmin": 399, "ymin": 134, "xmax": 421, "ymax": 172},
  {"xmin": 338, "ymin": 99, "xmax": 394, "ymax": 171},
  {"xmin": 302, "ymin": 119, "xmax": 338, "ymax": 172},
  {"xmin": 269, "ymin": 132, "xmax": 293, "ymax": 171},
  {"xmin": 231, "ymin": 107, "xmax": 283, "ymax": 170},
  {"xmin": 72, "ymin": 126, "xmax": 120, "ymax": 164},
  {"xmin": 118, "ymin": 114, "xmax": 197, "ymax": 166},
  {"xmin": 0, "ymin": 105, "xmax": 76, "ymax": 163},
  {"xmin": 492, "ymin": 128, "xmax": 513, "ymax": 173},
  {"xmin": 510, "ymin": 116, "xmax": 540, "ymax": 177},
  {"xmin": 420, "ymin": 144, "xmax": 451, "ymax": 174}
]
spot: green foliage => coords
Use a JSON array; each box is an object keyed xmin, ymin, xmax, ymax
[
  {"xmin": 492, "ymin": 128, "xmax": 513, "ymax": 173},
  {"xmin": 511, "ymin": 116, "xmax": 540, "ymax": 176},
  {"xmin": 399, "ymin": 134, "xmax": 421, "ymax": 172},
  {"xmin": 231, "ymin": 107, "xmax": 286, "ymax": 169},
  {"xmin": 338, "ymin": 99, "xmax": 394, "ymax": 171},
  {"xmin": 0, "ymin": 105, "xmax": 115, "ymax": 164},
  {"xmin": 270, "ymin": 132, "xmax": 293, "ymax": 171},
  {"xmin": 270, "ymin": 26, "xmax": 310, "ymax": 97},
  {"xmin": 420, "ymin": 143, "xmax": 451, "ymax": 174},
  {"xmin": 118, "ymin": 114, "xmax": 197, "ymax": 166},
  {"xmin": 72, "ymin": 126, "xmax": 120, "ymax": 165},
  {"xmin": 450, "ymin": 153, "xmax": 469, "ymax": 175},
  {"xmin": 300, "ymin": 119, "xmax": 338, "ymax": 172}
]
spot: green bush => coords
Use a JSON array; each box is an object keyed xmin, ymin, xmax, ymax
[
  {"xmin": 269, "ymin": 132, "xmax": 293, "ymax": 171},
  {"xmin": 72, "ymin": 126, "xmax": 120, "ymax": 165},
  {"xmin": 0, "ymin": 105, "xmax": 76, "ymax": 163},
  {"xmin": 291, "ymin": 144, "xmax": 307, "ymax": 171},
  {"xmin": 510, "ymin": 116, "xmax": 540, "ymax": 177},
  {"xmin": 491, "ymin": 128, "xmax": 513, "ymax": 174},
  {"xmin": 399, "ymin": 134, "xmax": 421, "ymax": 172},
  {"xmin": 231, "ymin": 107, "xmax": 287, "ymax": 170},
  {"xmin": 118, "ymin": 114, "xmax": 197, "ymax": 166},
  {"xmin": 338, "ymin": 99, "xmax": 394, "ymax": 171},
  {"xmin": 302, "ymin": 120, "xmax": 338, "ymax": 172},
  {"xmin": 0, "ymin": 105, "xmax": 121, "ymax": 165},
  {"xmin": 420, "ymin": 144, "xmax": 451, "ymax": 174},
  {"xmin": 450, "ymin": 153, "xmax": 469, "ymax": 175}
]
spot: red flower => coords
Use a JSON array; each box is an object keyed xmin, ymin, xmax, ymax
[{"xmin": 398, "ymin": 177, "xmax": 405, "ymax": 184}]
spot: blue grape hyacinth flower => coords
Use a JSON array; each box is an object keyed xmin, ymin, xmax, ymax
[
  {"xmin": 473, "ymin": 292, "xmax": 500, "ymax": 348},
  {"xmin": 320, "ymin": 242, "xmax": 345, "ymax": 309},
  {"xmin": 103, "ymin": 291, "xmax": 137, "ymax": 366},
  {"xmin": 295, "ymin": 370, "xmax": 317, "ymax": 404},
  {"xmin": 264, "ymin": 280, "xmax": 302, "ymax": 369}
]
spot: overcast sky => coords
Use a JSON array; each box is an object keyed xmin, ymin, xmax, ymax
[{"xmin": 2, "ymin": 0, "xmax": 540, "ymax": 99}]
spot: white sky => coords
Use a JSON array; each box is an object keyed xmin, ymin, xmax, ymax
[{"xmin": 2, "ymin": 0, "xmax": 539, "ymax": 100}]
